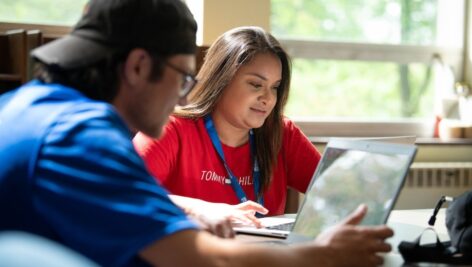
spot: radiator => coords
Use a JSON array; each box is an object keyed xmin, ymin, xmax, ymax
[
  {"xmin": 395, "ymin": 162, "xmax": 472, "ymax": 210},
  {"xmin": 406, "ymin": 162, "xmax": 472, "ymax": 188}
]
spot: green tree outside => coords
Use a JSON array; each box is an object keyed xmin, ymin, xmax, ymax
[
  {"xmin": 271, "ymin": 0, "xmax": 437, "ymax": 119},
  {"xmin": 0, "ymin": 0, "xmax": 87, "ymax": 26}
]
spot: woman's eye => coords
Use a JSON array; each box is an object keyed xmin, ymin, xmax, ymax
[{"xmin": 249, "ymin": 82, "xmax": 262, "ymax": 89}]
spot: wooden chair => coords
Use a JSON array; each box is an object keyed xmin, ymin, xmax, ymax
[
  {"xmin": 0, "ymin": 29, "xmax": 43, "ymax": 94},
  {"xmin": 0, "ymin": 29, "xmax": 27, "ymax": 94},
  {"xmin": 26, "ymin": 30, "xmax": 43, "ymax": 81}
]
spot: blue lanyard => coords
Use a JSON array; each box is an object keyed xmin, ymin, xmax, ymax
[{"xmin": 204, "ymin": 115, "xmax": 264, "ymax": 207}]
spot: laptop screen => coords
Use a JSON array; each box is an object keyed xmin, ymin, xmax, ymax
[{"xmin": 290, "ymin": 140, "xmax": 416, "ymax": 240}]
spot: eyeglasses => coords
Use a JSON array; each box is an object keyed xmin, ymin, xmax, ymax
[{"xmin": 164, "ymin": 61, "xmax": 198, "ymax": 98}]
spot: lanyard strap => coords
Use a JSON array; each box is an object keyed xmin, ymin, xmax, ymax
[{"xmin": 204, "ymin": 115, "xmax": 263, "ymax": 207}]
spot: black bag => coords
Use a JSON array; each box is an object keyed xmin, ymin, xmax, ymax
[
  {"xmin": 446, "ymin": 191, "xmax": 472, "ymax": 260},
  {"xmin": 399, "ymin": 192, "xmax": 472, "ymax": 264}
]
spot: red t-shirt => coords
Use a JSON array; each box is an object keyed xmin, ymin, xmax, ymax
[{"xmin": 133, "ymin": 116, "xmax": 321, "ymax": 215}]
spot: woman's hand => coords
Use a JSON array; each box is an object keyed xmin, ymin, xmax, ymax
[
  {"xmin": 229, "ymin": 201, "xmax": 269, "ymax": 227},
  {"xmin": 169, "ymin": 195, "xmax": 269, "ymax": 238},
  {"xmin": 189, "ymin": 200, "xmax": 269, "ymax": 228}
]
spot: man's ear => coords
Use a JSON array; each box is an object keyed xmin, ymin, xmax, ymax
[{"xmin": 122, "ymin": 48, "xmax": 153, "ymax": 87}]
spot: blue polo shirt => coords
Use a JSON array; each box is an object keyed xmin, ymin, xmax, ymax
[{"xmin": 0, "ymin": 81, "xmax": 198, "ymax": 267}]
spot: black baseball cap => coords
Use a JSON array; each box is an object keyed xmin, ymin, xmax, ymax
[{"xmin": 32, "ymin": 0, "xmax": 197, "ymax": 69}]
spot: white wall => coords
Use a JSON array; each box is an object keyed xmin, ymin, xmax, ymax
[{"xmin": 186, "ymin": 0, "xmax": 270, "ymax": 46}]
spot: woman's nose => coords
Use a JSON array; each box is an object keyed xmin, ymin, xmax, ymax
[{"xmin": 259, "ymin": 87, "xmax": 276, "ymax": 104}]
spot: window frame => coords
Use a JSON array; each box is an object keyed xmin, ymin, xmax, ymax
[
  {"xmin": 280, "ymin": 39, "xmax": 463, "ymax": 79},
  {"xmin": 0, "ymin": 22, "xmax": 71, "ymax": 38},
  {"xmin": 273, "ymin": 0, "xmax": 467, "ymax": 138},
  {"xmin": 291, "ymin": 116, "xmax": 436, "ymax": 137},
  {"xmin": 280, "ymin": 39, "xmax": 464, "ymax": 137}
]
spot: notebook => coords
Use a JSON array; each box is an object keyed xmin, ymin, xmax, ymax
[{"xmin": 233, "ymin": 139, "xmax": 417, "ymax": 243}]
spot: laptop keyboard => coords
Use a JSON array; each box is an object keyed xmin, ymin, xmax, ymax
[{"xmin": 266, "ymin": 222, "xmax": 294, "ymax": 231}]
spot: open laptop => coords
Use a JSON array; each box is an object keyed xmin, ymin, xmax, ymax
[{"xmin": 233, "ymin": 139, "xmax": 417, "ymax": 243}]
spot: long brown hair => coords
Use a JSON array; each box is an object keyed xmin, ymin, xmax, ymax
[{"xmin": 176, "ymin": 26, "xmax": 291, "ymax": 197}]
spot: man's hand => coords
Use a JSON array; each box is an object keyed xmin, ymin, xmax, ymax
[
  {"xmin": 187, "ymin": 211, "xmax": 235, "ymax": 238},
  {"xmin": 313, "ymin": 204, "xmax": 394, "ymax": 267}
]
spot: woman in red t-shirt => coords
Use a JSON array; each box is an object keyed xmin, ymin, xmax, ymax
[{"xmin": 133, "ymin": 26, "xmax": 321, "ymax": 226}]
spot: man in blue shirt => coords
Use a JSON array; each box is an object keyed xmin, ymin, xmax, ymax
[{"xmin": 0, "ymin": 0, "xmax": 394, "ymax": 266}]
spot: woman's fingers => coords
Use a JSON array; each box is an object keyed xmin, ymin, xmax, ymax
[
  {"xmin": 230, "ymin": 210, "xmax": 264, "ymax": 227},
  {"xmin": 235, "ymin": 201, "xmax": 268, "ymax": 215}
]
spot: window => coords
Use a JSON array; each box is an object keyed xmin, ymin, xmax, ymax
[
  {"xmin": 288, "ymin": 59, "xmax": 434, "ymax": 119},
  {"xmin": 0, "ymin": 0, "xmax": 87, "ymax": 26},
  {"xmin": 271, "ymin": 0, "xmax": 465, "ymax": 136}
]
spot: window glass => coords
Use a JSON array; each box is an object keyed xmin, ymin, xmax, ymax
[
  {"xmin": 0, "ymin": 0, "xmax": 88, "ymax": 26},
  {"xmin": 286, "ymin": 59, "xmax": 435, "ymax": 119},
  {"xmin": 271, "ymin": 0, "xmax": 437, "ymax": 45}
]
